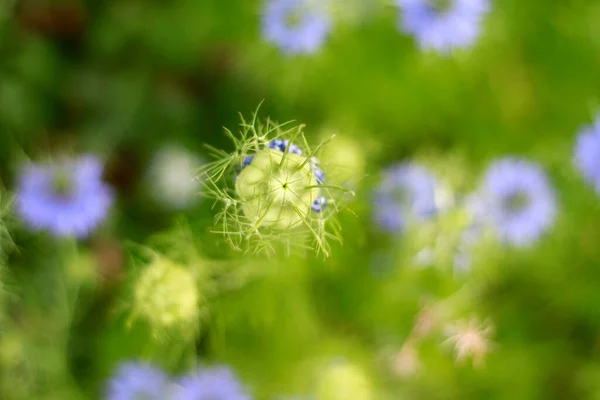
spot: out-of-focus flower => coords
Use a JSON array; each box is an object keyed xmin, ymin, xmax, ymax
[
  {"xmin": 147, "ymin": 145, "xmax": 203, "ymax": 210},
  {"xmin": 412, "ymin": 302, "xmax": 440, "ymax": 338},
  {"xmin": 453, "ymin": 248, "xmax": 472, "ymax": 273},
  {"xmin": 395, "ymin": 0, "xmax": 490, "ymax": 53},
  {"xmin": 574, "ymin": 115, "xmax": 600, "ymax": 194},
  {"xmin": 132, "ymin": 256, "xmax": 199, "ymax": 331},
  {"xmin": 443, "ymin": 317, "xmax": 494, "ymax": 367},
  {"xmin": 373, "ymin": 163, "xmax": 440, "ymax": 233},
  {"xmin": 262, "ymin": 0, "xmax": 332, "ymax": 54},
  {"xmin": 16, "ymin": 154, "xmax": 113, "ymax": 238},
  {"xmin": 106, "ymin": 362, "xmax": 170, "ymax": 400},
  {"xmin": 319, "ymin": 134, "xmax": 366, "ymax": 183},
  {"xmin": 175, "ymin": 366, "xmax": 251, "ymax": 400},
  {"xmin": 392, "ymin": 342, "xmax": 421, "ymax": 378},
  {"xmin": 475, "ymin": 158, "xmax": 557, "ymax": 247}
]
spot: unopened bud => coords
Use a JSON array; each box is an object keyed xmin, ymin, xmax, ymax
[{"xmin": 133, "ymin": 257, "xmax": 198, "ymax": 330}]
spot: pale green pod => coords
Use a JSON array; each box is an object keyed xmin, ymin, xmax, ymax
[
  {"xmin": 235, "ymin": 149, "xmax": 320, "ymax": 230},
  {"xmin": 197, "ymin": 111, "xmax": 354, "ymax": 257},
  {"xmin": 319, "ymin": 134, "xmax": 366, "ymax": 183},
  {"xmin": 133, "ymin": 257, "xmax": 198, "ymax": 329}
]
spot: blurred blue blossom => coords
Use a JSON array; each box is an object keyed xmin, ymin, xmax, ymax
[
  {"xmin": 311, "ymin": 195, "xmax": 327, "ymax": 212},
  {"xmin": 16, "ymin": 154, "xmax": 113, "ymax": 238},
  {"xmin": 106, "ymin": 362, "xmax": 169, "ymax": 400},
  {"xmin": 373, "ymin": 163, "xmax": 439, "ymax": 233},
  {"xmin": 453, "ymin": 249, "xmax": 471, "ymax": 273},
  {"xmin": 476, "ymin": 158, "xmax": 557, "ymax": 247},
  {"xmin": 176, "ymin": 366, "xmax": 251, "ymax": 400},
  {"xmin": 262, "ymin": 0, "xmax": 332, "ymax": 54},
  {"xmin": 269, "ymin": 139, "xmax": 303, "ymax": 154},
  {"xmin": 574, "ymin": 115, "xmax": 600, "ymax": 194},
  {"xmin": 395, "ymin": 0, "xmax": 489, "ymax": 53}
]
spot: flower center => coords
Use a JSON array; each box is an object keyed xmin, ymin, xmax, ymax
[
  {"xmin": 269, "ymin": 168, "xmax": 306, "ymax": 206},
  {"xmin": 428, "ymin": 0, "xmax": 454, "ymax": 12},
  {"xmin": 504, "ymin": 191, "xmax": 529, "ymax": 212},
  {"xmin": 393, "ymin": 186, "xmax": 414, "ymax": 208},
  {"xmin": 286, "ymin": 9, "xmax": 305, "ymax": 28},
  {"xmin": 53, "ymin": 170, "xmax": 74, "ymax": 198},
  {"xmin": 133, "ymin": 393, "xmax": 154, "ymax": 400}
]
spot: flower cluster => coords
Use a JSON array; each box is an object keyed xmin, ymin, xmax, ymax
[
  {"xmin": 260, "ymin": 0, "xmax": 492, "ymax": 55},
  {"xmin": 373, "ymin": 157, "xmax": 558, "ymax": 274},
  {"xmin": 106, "ymin": 362, "xmax": 250, "ymax": 400}
]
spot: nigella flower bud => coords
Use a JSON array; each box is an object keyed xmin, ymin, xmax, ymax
[
  {"xmin": 198, "ymin": 111, "xmax": 353, "ymax": 257},
  {"xmin": 132, "ymin": 256, "xmax": 198, "ymax": 331},
  {"xmin": 235, "ymin": 146, "xmax": 320, "ymax": 230}
]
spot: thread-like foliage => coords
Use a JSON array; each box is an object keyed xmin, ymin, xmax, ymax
[{"xmin": 197, "ymin": 111, "xmax": 354, "ymax": 258}]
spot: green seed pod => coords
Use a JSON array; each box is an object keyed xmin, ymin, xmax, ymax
[
  {"xmin": 133, "ymin": 256, "xmax": 198, "ymax": 330},
  {"xmin": 198, "ymin": 110, "xmax": 354, "ymax": 257},
  {"xmin": 319, "ymin": 133, "xmax": 366, "ymax": 184},
  {"xmin": 235, "ymin": 149, "xmax": 320, "ymax": 230}
]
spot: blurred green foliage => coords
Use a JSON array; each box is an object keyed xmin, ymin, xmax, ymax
[{"xmin": 2, "ymin": 0, "xmax": 600, "ymax": 399}]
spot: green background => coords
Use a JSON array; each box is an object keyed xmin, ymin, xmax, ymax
[{"xmin": 2, "ymin": 0, "xmax": 600, "ymax": 399}]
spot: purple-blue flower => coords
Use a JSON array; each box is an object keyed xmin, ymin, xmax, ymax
[
  {"xmin": 574, "ymin": 115, "xmax": 600, "ymax": 194},
  {"xmin": 395, "ymin": 0, "xmax": 490, "ymax": 53},
  {"xmin": 16, "ymin": 154, "xmax": 113, "ymax": 238},
  {"xmin": 373, "ymin": 163, "xmax": 439, "ymax": 232},
  {"xmin": 269, "ymin": 139, "xmax": 303, "ymax": 155},
  {"xmin": 476, "ymin": 158, "xmax": 557, "ymax": 247},
  {"xmin": 262, "ymin": 0, "xmax": 332, "ymax": 54},
  {"xmin": 175, "ymin": 366, "xmax": 251, "ymax": 400},
  {"xmin": 106, "ymin": 362, "xmax": 169, "ymax": 400}
]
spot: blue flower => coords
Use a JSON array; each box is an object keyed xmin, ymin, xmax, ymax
[
  {"xmin": 268, "ymin": 139, "xmax": 303, "ymax": 155},
  {"xmin": 106, "ymin": 362, "xmax": 169, "ymax": 400},
  {"xmin": 311, "ymin": 159, "xmax": 325, "ymax": 184},
  {"xmin": 395, "ymin": 0, "xmax": 489, "ymax": 53},
  {"xmin": 311, "ymin": 195, "xmax": 327, "ymax": 212},
  {"xmin": 262, "ymin": 0, "xmax": 332, "ymax": 54},
  {"xmin": 175, "ymin": 366, "xmax": 251, "ymax": 400},
  {"xmin": 574, "ymin": 115, "xmax": 600, "ymax": 194},
  {"xmin": 16, "ymin": 154, "xmax": 114, "ymax": 238},
  {"xmin": 373, "ymin": 163, "xmax": 439, "ymax": 233},
  {"xmin": 476, "ymin": 158, "xmax": 557, "ymax": 247}
]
